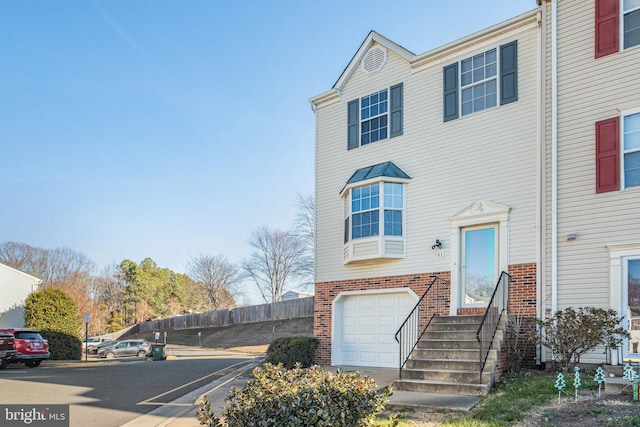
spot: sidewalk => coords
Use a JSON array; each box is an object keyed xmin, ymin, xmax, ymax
[{"xmin": 124, "ymin": 361, "xmax": 478, "ymax": 427}]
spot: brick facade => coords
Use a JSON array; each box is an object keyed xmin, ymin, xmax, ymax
[
  {"xmin": 500, "ymin": 262, "xmax": 538, "ymax": 372},
  {"xmin": 313, "ymin": 263, "xmax": 537, "ymax": 367}
]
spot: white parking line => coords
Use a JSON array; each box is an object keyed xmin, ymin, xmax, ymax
[{"xmin": 137, "ymin": 360, "xmax": 250, "ymax": 406}]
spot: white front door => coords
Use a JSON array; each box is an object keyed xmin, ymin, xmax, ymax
[{"xmin": 461, "ymin": 224, "xmax": 499, "ymax": 306}]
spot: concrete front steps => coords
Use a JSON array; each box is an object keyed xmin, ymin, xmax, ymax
[{"xmin": 394, "ymin": 315, "xmax": 505, "ymax": 396}]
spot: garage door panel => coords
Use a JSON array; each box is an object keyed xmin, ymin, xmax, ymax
[
  {"xmin": 342, "ymin": 334, "xmax": 358, "ymax": 345},
  {"xmin": 342, "ymin": 351, "xmax": 357, "ymax": 364},
  {"xmin": 359, "ymin": 334, "xmax": 376, "ymax": 344},
  {"xmin": 378, "ymin": 351, "xmax": 396, "ymax": 364},
  {"xmin": 378, "ymin": 297, "xmax": 397, "ymax": 308},
  {"xmin": 358, "ymin": 297, "xmax": 375, "ymax": 308},
  {"xmin": 378, "ymin": 334, "xmax": 396, "ymax": 345},
  {"xmin": 378, "ymin": 314, "xmax": 397, "ymax": 327},
  {"xmin": 359, "ymin": 315, "xmax": 376, "ymax": 327}
]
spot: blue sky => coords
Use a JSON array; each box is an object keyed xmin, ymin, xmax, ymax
[{"xmin": 1, "ymin": 1, "xmax": 535, "ymax": 293}]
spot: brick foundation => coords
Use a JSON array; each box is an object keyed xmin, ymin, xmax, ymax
[
  {"xmin": 314, "ymin": 271, "xmax": 450, "ymax": 366},
  {"xmin": 500, "ymin": 263, "xmax": 538, "ymax": 373},
  {"xmin": 313, "ymin": 263, "xmax": 537, "ymax": 368}
]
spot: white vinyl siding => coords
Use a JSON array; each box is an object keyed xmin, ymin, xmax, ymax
[
  {"xmin": 314, "ymin": 16, "xmax": 539, "ymax": 283},
  {"xmin": 549, "ymin": 0, "xmax": 640, "ymax": 317}
]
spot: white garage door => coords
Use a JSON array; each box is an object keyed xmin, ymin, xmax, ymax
[{"xmin": 337, "ymin": 292, "xmax": 415, "ymax": 368}]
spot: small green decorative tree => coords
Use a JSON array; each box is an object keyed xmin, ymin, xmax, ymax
[
  {"xmin": 554, "ymin": 372, "xmax": 566, "ymax": 404},
  {"xmin": 594, "ymin": 366, "xmax": 606, "ymax": 397},
  {"xmin": 623, "ymin": 363, "xmax": 639, "ymax": 382},
  {"xmin": 24, "ymin": 287, "xmax": 82, "ymax": 360},
  {"xmin": 573, "ymin": 370, "xmax": 581, "ymax": 402},
  {"xmin": 535, "ymin": 307, "xmax": 629, "ymax": 371}
]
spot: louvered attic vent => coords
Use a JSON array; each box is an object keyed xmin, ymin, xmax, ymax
[{"xmin": 362, "ymin": 46, "xmax": 387, "ymax": 74}]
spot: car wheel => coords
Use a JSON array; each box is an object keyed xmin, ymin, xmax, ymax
[
  {"xmin": 137, "ymin": 350, "xmax": 147, "ymax": 357},
  {"xmin": 0, "ymin": 359, "xmax": 7, "ymax": 370},
  {"xmin": 25, "ymin": 360, "xmax": 41, "ymax": 368},
  {"xmin": 105, "ymin": 352, "xmax": 115, "ymax": 359}
]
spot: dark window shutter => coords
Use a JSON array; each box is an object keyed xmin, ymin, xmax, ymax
[
  {"xmin": 389, "ymin": 83, "xmax": 403, "ymax": 138},
  {"xmin": 595, "ymin": 0, "xmax": 619, "ymax": 58},
  {"xmin": 347, "ymin": 99, "xmax": 359, "ymax": 150},
  {"xmin": 595, "ymin": 117, "xmax": 620, "ymax": 193},
  {"xmin": 344, "ymin": 217, "xmax": 350, "ymax": 243},
  {"xmin": 500, "ymin": 41, "xmax": 518, "ymax": 105},
  {"xmin": 443, "ymin": 63, "xmax": 459, "ymax": 122}
]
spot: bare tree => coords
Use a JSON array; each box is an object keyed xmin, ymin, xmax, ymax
[
  {"xmin": 0, "ymin": 241, "xmax": 96, "ymax": 334},
  {"xmin": 187, "ymin": 254, "xmax": 239, "ymax": 311},
  {"xmin": 293, "ymin": 193, "xmax": 315, "ymax": 287},
  {"xmin": 0, "ymin": 242, "xmax": 95, "ymax": 288},
  {"xmin": 242, "ymin": 226, "xmax": 309, "ymax": 303},
  {"xmin": 88, "ymin": 265, "xmax": 125, "ymax": 334}
]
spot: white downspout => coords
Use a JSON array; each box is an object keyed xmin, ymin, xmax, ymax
[
  {"xmin": 551, "ymin": 0, "xmax": 558, "ymax": 315},
  {"xmin": 536, "ymin": 8, "xmax": 544, "ymax": 365}
]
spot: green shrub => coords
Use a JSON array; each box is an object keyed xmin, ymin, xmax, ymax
[
  {"xmin": 41, "ymin": 331, "xmax": 82, "ymax": 360},
  {"xmin": 197, "ymin": 363, "xmax": 391, "ymax": 427},
  {"xmin": 24, "ymin": 287, "xmax": 82, "ymax": 360},
  {"xmin": 535, "ymin": 307, "xmax": 629, "ymax": 371},
  {"xmin": 265, "ymin": 336, "xmax": 319, "ymax": 368}
]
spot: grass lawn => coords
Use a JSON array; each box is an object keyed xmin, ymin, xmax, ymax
[{"xmin": 373, "ymin": 372, "xmax": 601, "ymax": 427}]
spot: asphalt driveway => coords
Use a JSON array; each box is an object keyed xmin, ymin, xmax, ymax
[{"xmin": 0, "ymin": 345, "xmax": 257, "ymax": 427}]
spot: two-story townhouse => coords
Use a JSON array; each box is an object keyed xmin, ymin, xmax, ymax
[
  {"xmin": 311, "ymin": 8, "xmax": 541, "ymax": 373},
  {"xmin": 540, "ymin": 0, "xmax": 640, "ymax": 365}
]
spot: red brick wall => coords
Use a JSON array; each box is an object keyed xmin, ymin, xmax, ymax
[
  {"xmin": 314, "ymin": 271, "xmax": 450, "ymax": 366},
  {"xmin": 314, "ymin": 263, "xmax": 538, "ymax": 368},
  {"xmin": 500, "ymin": 263, "xmax": 538, "ymax": 372}
]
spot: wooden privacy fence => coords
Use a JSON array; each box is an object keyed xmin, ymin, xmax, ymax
[{"xmin": 125, "ymin": 297, "xmax": 314, "ymax": 336}]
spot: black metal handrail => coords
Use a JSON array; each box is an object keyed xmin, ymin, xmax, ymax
[
  {"xmin": 476, "ymin": 271, "xmax": 511, "ymax": 383},
  {"xmin": 394, "ymin": 275, "xmax": 449, "ymax": 379}
]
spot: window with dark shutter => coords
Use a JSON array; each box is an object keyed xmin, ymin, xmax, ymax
[
  {"xmin": 595, "ymin": 117, "xmax": 620, "ymax": 193},
  {"xmin": 500, "ymin": 41, "xmax": 518, "ymax": 105},
  {"xmin": 595, "ymin": 0, "xmax": 619, "ymax": 58},
  {"xmin": 347, "ymin": 99, "xmax": 359, "ymax": 150},
  {"xmin": 389, "ymin": 83, "xmax": 403, "ymax": 137},
  {"xmin": 443, "ymin": 63, "xmax": 459, "ymax": 122}
]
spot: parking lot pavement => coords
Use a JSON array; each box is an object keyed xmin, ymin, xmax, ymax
[{"xmin": 122, "ymin": 357, "xmax": 261, "ymax": 427}]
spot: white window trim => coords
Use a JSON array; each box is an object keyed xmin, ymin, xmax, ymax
[
  {"xmin": 341, "ymin": 177, "xmax": 410, "ymax": 264},
  {"xmin": 460, "ymin": 223, "xmax": 500, "ymax": 307},
  {"xmin": 359, "ymin": 88, "xmax": 390, "ymax": 146},
  {"xmin": 621, "ymin": 106, "xmax": 640, "ymax": 189},
  {"xmin": 622, "ymin": 0, "xmax": 640, "ymax": 51},
  {"xmin": 606, "ymin": 242, "xmax": 640, "ymax": 316},
  {"xmin": 606, "ymin": 243, "xmax": 640, "ymax": 362},
  {"xmin": 449, "ymin": 201, "xmax": 510, "ymax": 315},
  {"xmin": 458, "ymin": 48, "xmax": 499, "ymax": 117}
]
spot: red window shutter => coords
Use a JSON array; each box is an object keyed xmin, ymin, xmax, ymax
[
  {"xmin": 595, "ymin": 117, "xmax": 620, "ymax": 193},
  {"xmin": 595, "ymin": 0, "xmax": 619, "ymax": 58}
]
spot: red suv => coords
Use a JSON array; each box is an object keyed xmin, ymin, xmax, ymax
[{"xmin": 0, "ymin": 328, "xmax": 50, "ymax": 368}]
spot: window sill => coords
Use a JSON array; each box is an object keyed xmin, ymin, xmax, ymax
[{"xmin": 343, "ymin": 236, "xmax": 405, "ymax": 264}]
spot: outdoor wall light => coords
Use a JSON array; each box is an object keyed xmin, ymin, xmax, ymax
[
  {"xmin": 432, "ymin": 239, "xmax": 443, "ymax": 249},
  {"xmin": 566, "ymin": 232, "xmax": 578, "ymax": 241}
]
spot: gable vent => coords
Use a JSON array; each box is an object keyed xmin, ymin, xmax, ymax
[{"xmin": 362, "ymin": 46, "xmax": 387, "ymax": 74}]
